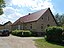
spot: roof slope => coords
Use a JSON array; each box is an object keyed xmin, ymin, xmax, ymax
[
  {"xmin": 12, "ymin": 8, "xmax": 49, "ymax": 25},
  {"xmin": 0, "ymin": 21, "xmax": 12, "ymax": 26},
  {"xmin": 3, "ymin": 21, "xmax": 12, "ymax": 25},
  {"xmin": 0, "ymin": 24, "xmax": 3, "ymax": 26}
]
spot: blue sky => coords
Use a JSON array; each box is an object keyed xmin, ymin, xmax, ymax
[
  {"xmin": 0, "ymin": 0, "xmax": 64, "ymax": 24},
  {"xmin": 52, "ymin": 0, "xmax": 64, "ymax": 14}
]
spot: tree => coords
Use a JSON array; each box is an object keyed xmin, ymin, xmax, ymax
[
  {"xmin": 55, "ymin": 13, "xmax": 64, "ymax": 26},
  {"xmin": 0, "ymin": 0, "xmax": 6, "ymax": 15},
  {"xmin": 55, "ymin": 13, "xmax": 60, "ymax": 22},
  {"xmin": 60, "ymin": 14, "xmax": 64, "ymax": 25}
]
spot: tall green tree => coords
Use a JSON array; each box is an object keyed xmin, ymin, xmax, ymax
[
  {"xmin": 55, "ymin": 13, "xmax": 64, "ymax": 26},
  {"xmin": 60, "ymin": 14, "xmax": 64, "ymax": 25},
  {"xmin": 0, "ymin": 0, "xmax": 6, "ymax": 15}
]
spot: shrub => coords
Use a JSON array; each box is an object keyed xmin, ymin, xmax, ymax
[
  {"xmin": 62, "ymin": 26, "xmax": 64, "ymax": 40},
  {"xmin": 23, "ymin": 32, "xmax": 31, "ymax": 37},
  {"xmin": 11, "ymin": 30, "xmax": 22, "ymax": 36},
  {"xmin": 22, "ymin": 30, "xmax": 31, "ymax": 37},
  {"xmin": 11, "ymin": 30, "xmax": 32, "ymax": 37},
  {"xmin": 31, "ymin": 32, "xmax": 38, "ymax": 37},
  {"xmin": 46, "ymin": 26, "xmax": 63, "ymax": 43}
]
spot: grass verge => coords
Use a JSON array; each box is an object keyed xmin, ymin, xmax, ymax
[{"xmin": 34, "ymin": 39, "xmax": 64, "ymax": 48}]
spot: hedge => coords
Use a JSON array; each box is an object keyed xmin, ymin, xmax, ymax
[
  {"xmin": 11, "ymin": 30, "xmax": 32, "ymax": 37},
  {"xmin": 46, "ymin": 26, "xmax": 63, "ymax": 43},
  {"xmin": 62, "ymin": 26, "xmax": 64, "ymax": 40}
]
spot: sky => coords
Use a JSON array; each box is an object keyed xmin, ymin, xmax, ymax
[{"xmin": 0, "ymin": 0, "xmax": 64, "ymax": 24}]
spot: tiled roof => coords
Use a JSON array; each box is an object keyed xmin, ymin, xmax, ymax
[
  {"xmin": 3, "ymin": 21, "xmax": 12, "ymax": 25},
  {"xmin": 0, "ymin": 24, "xmax": 3, "ymax": 26},
  {"xmin": 12, "ymin": 8, "xmax": 48, "ymax": 25},
  {"xmin": 0, "ymin": 21, "xmax": 12, "ymax": 26}
]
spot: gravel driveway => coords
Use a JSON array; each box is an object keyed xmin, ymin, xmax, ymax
[{"xmin": 0, "ymin": 35, "xmax": 37, "ymax": 48}]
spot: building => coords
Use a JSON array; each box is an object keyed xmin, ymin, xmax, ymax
[
  {"xmin": 12, "ymin": 8, "xmax": 57, "ymax": 32},
  {"xmin": 3, "ymin": 21, "xmax": 12, "ymax": 31},
  {"xmin": 0, "ymin": 24, "xmax": 4, "ymax": 30},
  {"xmin": 0, "ymin": 21, "xmax": 12, "ymax": 31}
]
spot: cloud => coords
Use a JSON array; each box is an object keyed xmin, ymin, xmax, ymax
[
  {"xmin": 0, "ymin": 7, "xmax": 23, "ymax": 24},
  {"xmin": 3, "ymin": 7, "xmax": 15, "ymax": 15},
  {"xmin": 0, "ymin": 14, "xmax": 9, "ymax": 24},
  {"xmin": 5, "ymin": 0, "xmax": 54, "ymax": 13},
  {"xmin": 0, "ymin": 0, "xmax": 55, "ymax": 24},
  {"xmin": 0, "ymin": 12, "xmax": 23, "ymax": 24},
  {"xmin": 7, "ymin": 12, "xmax": 23, "ymax": 23},
  {"xmin": 11, "ymin": 0, "xmax": 54, "ymax": 11}
]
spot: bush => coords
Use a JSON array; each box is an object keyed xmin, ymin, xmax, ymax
[
  {"xmin": 23, "ymin": 32, "xmax": 31, "ymax": 37},
  {"xmin": 31, "ymin": 32, "xmax": 38, "ymax": 37},
  {"xmin": 62, "ymin": 26, "xmax": 64, "ymax": 40},
  {"xmin": 11, "ymin": 30, "xmax": 22, "ymax": 36},
  {"xmin": 46, "ymin": 26, "xmax": 63, "ymax": 43},
  {"xmin": 11, "ymin": 30, "xmax": 32, "ymax": 37},
  {"xmin": 22, "ymin": 30, "xmax": 31, "ymax": 37}
]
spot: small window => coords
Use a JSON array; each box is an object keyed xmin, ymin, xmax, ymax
[
  {"xmin": 30, "ymin": 24, "xmax": 32, "ymax": 25},
  {"xmin": 30, "ymin": 26, "xmax": 32, "ymax": 29},
  {"xmin": 42, "ymin": 17, "xmax": 43, "ymax": 20},
  {"xmin": 42, "ymin": 24, "xmax": 43, "ymax": 25},
  {"xmin": 41, "ymin": 24, "xmax": 43, "ymax": 29},
  {"xmin": 47, "ymin": 24, "xmax": 50, "ymax": 27},
  {"xmin": 30, "ymin": 24, "xmax": 32, "ymax": 29},
  {"xmin": 41, "ymin": 26, "xmax": 43, "ymax": 29}
]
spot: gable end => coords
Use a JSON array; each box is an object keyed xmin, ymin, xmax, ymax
[{"xmin": 48, "ymin": 8, "xmax": 58, "ymax": 25}]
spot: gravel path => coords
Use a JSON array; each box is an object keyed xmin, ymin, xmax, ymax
[{"xmin": 0, "ymin": 35, "xmax": 38, "ymax": 48}]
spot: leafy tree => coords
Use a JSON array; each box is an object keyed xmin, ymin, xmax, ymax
[
  {"xmin": 55, "ymin": 13, "xmax": 60, "ymax": 22},
  {"xmin": 55, "ymin": 13, "xmax": 64, "ymax": 26},
  {"xmin": 60, "ymin": 14, "xmax": 64, "ymax": 25},
  {"xmin": 0, "ymin": 0, "xmax": 6, "ymax": 15}
]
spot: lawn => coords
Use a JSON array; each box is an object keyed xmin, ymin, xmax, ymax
[{"xmin": 34, "ymin": 39, "xmax": 64, "ymax": 48}]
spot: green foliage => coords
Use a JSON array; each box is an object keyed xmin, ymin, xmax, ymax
[
  {"xmin": 0, "ymin": 0, "xmax": 6, "ymax": 8},
  {"xmin": 0, "ymin": 8, "xmax": 3, "ymax": 15},
  {"xmin": 55, "ymin": 13, "xmax": 64, "ymax": 26},
  {"xmin": 0, "ymin": 0, "xmax": 6, "ymax": 15},
  {"xmin": 11, "ymin": 30, "xmax": 32, "ymax": 37},
  {"xmin": 46, "ymin": 26, "xmax": 63, "ymax": 42},
  {"xmin": 62, "ymin": 26, "xmax": 64, "ymax": 40}
]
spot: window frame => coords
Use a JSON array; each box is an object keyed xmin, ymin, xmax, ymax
[
  {"xmin": 30, "ymin": 24, "xmax": 32, "ymax": 29},
  {"xmin": 41, "ymin": 24, "xmax": 43, "ymax": 29}
]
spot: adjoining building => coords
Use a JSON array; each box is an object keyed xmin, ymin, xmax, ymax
[
  {"xmin": 0, "ymin": 21, "xmax": 12, "ymax": 31},
  {"xmin": 0, "ymin": 24, "xmax": 4, "ymax": 30}
]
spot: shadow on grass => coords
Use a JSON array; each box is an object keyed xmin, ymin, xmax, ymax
[{"xmin": 46, "ymin": 40, "xmax": 64, "ymax": 46}]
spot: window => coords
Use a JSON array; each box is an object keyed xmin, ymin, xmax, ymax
[
  {"xmin": 30, "ymin": 24, "xmax": 32, "ymax": 29},
  {"xmin": 41, "ymin": 26, "xmax": 43, "ymax": 29},
  {"xmin": 47, "ymin": 24, "xmax": 50, "ymax": 27},
  {"xmin": 30, "ymin": 26, "xmax": 32, "ymax": 29},
  {"xmin": 41, "ymin": 24, "xmax": 43, "ymax": 29},
  {"xmin": 24, "ymin": 24, "xmax": 27, "ymax": 29},
  {"xmin": 42, "ymin": 17, "xmax": 43, "ymax": 20},
  {"xmin": 18, "ymin": 25, "xmax": 21, "ymax": 30}
]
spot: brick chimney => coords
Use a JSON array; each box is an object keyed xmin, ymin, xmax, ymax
[{"xmin": 28, "ymin": 13, "xmax": 30, "ymax": 15}]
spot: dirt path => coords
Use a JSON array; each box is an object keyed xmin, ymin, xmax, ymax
[{"xmin": 0, "ymin": 35, "xmax": 37, "ymax": 48}]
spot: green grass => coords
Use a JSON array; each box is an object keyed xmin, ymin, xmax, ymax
[{"xmin": 35, "ymin": 39, "xmax": 64, "ymax": 48}]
